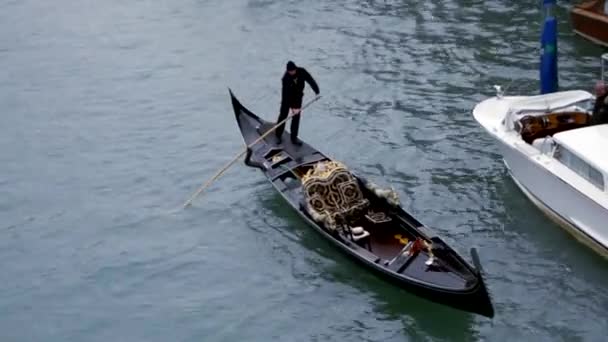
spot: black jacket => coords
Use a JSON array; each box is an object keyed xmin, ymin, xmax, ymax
[
  {"xmin": 281, "ymin": 67, "xmax": 319, "ymax": 107},
  {"xmin": 591, "ymin": 93, "xmax": 608, "ymax": 125}
]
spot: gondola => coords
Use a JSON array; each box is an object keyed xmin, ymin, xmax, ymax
[{"xmin": 229, "ymin": 90, "xmax": 495, "ymax": 318}]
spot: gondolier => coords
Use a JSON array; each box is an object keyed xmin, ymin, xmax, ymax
[{"xmin": 275, "ymin": 61, "xmax": 320, "ymax": 145}]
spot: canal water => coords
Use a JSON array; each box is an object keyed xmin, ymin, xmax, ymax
[{"xmin": 1, "ymin": 0, "xmax": 607, "ymax": 341}]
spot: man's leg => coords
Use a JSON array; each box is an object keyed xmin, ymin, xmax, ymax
[
  {"xmin": 290, "ymin": 97, "xmax": 303, "ymax": 145},
  {"xmin": 290, "ymin": 111, "xmax": 301, "ymax": 144},
  {"xmin": 275, "ymin": 103, "xmax": 290, "ymax": 142}
]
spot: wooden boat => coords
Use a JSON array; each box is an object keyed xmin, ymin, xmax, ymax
[
  {"xmin": 229, "ymin": 90, "xmax": 495, "ymax": 318},
  {"xmin": 571, "ymin": 0, "xmax": 608, "ymax": 47}
]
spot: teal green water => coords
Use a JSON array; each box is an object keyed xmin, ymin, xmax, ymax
[{"xmin": 1, "ymin": 1, "xmax": 607, "ymax": 341}]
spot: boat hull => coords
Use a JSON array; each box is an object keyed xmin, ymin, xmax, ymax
[
  {"xmin": 571, "ymin": 1, "xmax": 608, "ymax": 47},
  {"xmin": 230, "ymin": 90, "xmax": 495, "ymax": 318},
  {"xmin": 473, "ymin": 93, "xmax": 608, "ymax": 258},
  {"xmin": 275, "ymin": 178, "xmax": 495, "ymax": 317},
  {"xmin": 498, "ymin": 139, "xmax": 608, "ymax": 257}
]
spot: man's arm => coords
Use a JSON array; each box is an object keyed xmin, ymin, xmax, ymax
[{"xmin": 302, "ymin": 68, "xmax": 320, "ymax": 95}]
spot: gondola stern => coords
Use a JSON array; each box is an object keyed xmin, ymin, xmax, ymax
[
  {"xmin": 227, "ymin": 89, "xmax": 266, "ymax": 126},
  {"xmin": 228, "ymin": 88, "xmax": 243, "ymax": 120}
]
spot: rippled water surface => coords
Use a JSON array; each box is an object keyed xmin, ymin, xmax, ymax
[{"xmin": 2, "ymin": 0, "xmax": 607, "ymax": 341}]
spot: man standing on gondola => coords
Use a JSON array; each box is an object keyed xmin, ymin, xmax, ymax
[{"xmin": 275, "ymin": 61, "xmax": 320, "ymax": 145}]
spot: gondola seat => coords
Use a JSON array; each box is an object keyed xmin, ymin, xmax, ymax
[{"xmin": 301, "ymin": 161, "xmax": 371, "ymax": 231}]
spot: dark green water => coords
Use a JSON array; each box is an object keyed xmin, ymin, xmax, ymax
[{"xmin": 1, "ymin": 0, "xmax": 607, "ymax": 341}]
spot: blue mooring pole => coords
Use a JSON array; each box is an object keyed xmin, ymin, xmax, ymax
[{"xmin": 540, "ymin": 0, "xmax": 558, "ymax": 94}]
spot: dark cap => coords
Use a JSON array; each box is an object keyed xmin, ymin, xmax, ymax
[{"xmin": 286, "ymin": 61, "xmax": 296, "ymax": 71}]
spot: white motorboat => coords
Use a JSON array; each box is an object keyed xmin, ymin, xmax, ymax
[{"xmin": 472, "ymin": 55, "xmax": 608, "ymax": 256}]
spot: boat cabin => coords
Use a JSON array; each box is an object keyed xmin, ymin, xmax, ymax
[
  {"xmin": 500, "ymin": 90, "xmax": 608, "ymax": 192},
  {"xmin": 519, "ymin": 124, "xmax": 608, "ymax": 193},
  {"xmin": 550, "ymin": 125, "xmax": 608, "ymax": 192}
]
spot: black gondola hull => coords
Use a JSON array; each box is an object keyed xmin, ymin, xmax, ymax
[{"xmin": 228, "ymin": 90, "xmax": 495, "ymax": 318}]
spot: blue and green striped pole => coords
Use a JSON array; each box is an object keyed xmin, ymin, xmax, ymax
[{"xmin": 540, "ymin": 0, "xmax": 558, "ymax": 94}]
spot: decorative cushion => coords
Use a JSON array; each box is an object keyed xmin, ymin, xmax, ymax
[{"xmin": 302, "ymin": 161, "xmax": 370, "ymax": 230}]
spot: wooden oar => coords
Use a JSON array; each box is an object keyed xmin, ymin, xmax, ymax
[{"xmin": 182, "ymin": 95, "xmax": 321, "ymax": 208}]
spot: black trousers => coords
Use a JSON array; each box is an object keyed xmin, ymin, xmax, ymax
[{"xmin": 275, "ymin": 100, "xmax": 302, "ymax": 141}]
